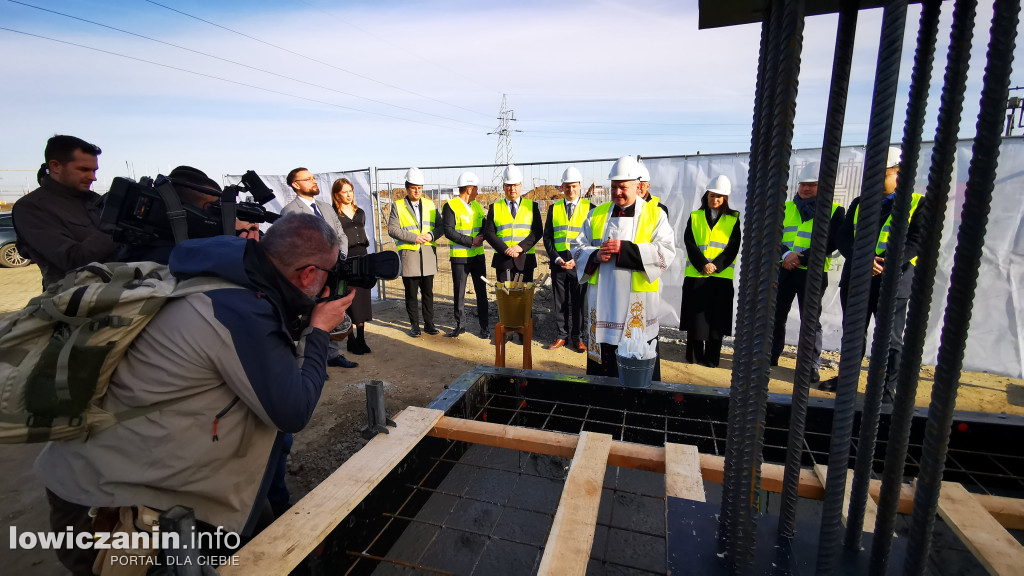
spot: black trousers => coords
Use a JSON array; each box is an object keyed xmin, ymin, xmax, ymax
[
  {"xmin": 452, "ymin": 257, "xmax": 488, "ymax": 329},
  {"xmin": 840, "ymin": 278, "xmax": 909, "ymax": 394},
  {"xmin": 771, "ymin": 268, "xmax": 826, "ymax": 370},
  {"xmin": 586, "ymin": 340, "xmax": 662, "ymax": 381},
  {"xmin": 549, "ymin": 267, "xmax": 585, "ymax": 343},
  {"xmin": 403, "ymin": 275, "xmax": 435, "ymax": 329},
  {"xmin": 686, "ymin": 338, "xmax": 723, "ymax": 368},
  {"xmin": 497, "ymin": 267, "xmax": 534, "ymax": 282}
]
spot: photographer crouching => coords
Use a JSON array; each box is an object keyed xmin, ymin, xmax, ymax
[{"xmin": 35, "ymin": 213, "xmax": 355, "ymax": 574}]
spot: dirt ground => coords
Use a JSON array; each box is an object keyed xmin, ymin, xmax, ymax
[{"xmin": 1, "ymin": 262, "xmax": 1023, "ymax": 574}]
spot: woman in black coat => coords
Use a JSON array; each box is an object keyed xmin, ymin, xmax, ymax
[
  {"xmin": 680, "ymin": 176, "xmax": 741, "ymax": 368},
  {"xmin": 332, "ymin": 178, "xmax": 374, "ymax": 354}
]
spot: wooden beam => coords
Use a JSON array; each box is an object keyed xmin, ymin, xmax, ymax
[
  {"xmin": 537, "ymin": 431, "xmax": 612, "ymax": 576},
  {"xmin": 937, "ymin": 482, "xmax": 1024, "ymax": 576},
  {"xmin": 427, "ymin": 417, "xmax": 1024, "ymax": 530},
  {"xmin": 813, "ymin": 465, "xmax": 879, "ymax": 533},
  {"xmin": 666, "ymin": 443, "xmax": 705, "ymax": 501},
  {"xmin": 222, "ymin": 407, "xmax": 444, "ymax": 576}
]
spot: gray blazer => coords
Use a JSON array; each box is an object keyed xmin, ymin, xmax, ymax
[
  {"xmin": 280, "ymin": 197, "xmax": 348, "ymax": 257},
  {"xmin": 387, "ymin": 198, "xmax": 439, "ymax": 277}
]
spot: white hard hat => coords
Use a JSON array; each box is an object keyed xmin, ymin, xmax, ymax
[
  {"xmin": 798, "ymin": 161, "xmax": 820, "ymax": 183},
  {"xmin": 457, "ymin": 171, "xmax": 479, "ymax": 188},
  {"xmin": 561, "ymin": 166, "xmax": 582, "ymax": 184},
  {"xmin": 707, "ymin": 175, "xmax": 732, "ymax": 196},
  {"xmin": 502, "ymin": 164, "xmax": 523, "ymax": 185},
  {"xmin": 405, "ymin": 167, "xmax": 425, "ymax": 186},
  {"xmin": 608, "ymin": 155, "xmax": 642, "ymax": 181},
  {"xmin": 886, "ymin": 147, "xmax": 902, "ymax": 169},
  {"xmin": 638, "ymin": 160, "xmax": 651, "ymax": 183}
]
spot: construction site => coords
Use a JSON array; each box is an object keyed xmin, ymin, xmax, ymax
[{"xmin": 3, "ymin": 0, "xmax": 1024, "ymax": 575}]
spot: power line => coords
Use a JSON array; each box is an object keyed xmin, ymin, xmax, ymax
[
  {"xmin": 143, "ymin": 0, "xmax": 490, "ymax": 121},
  {"xmin": 7, "ymin": 0, "xmax": 491, "ymax": 130},
  {"xmin": 286, "ymin": 0, "xmax": 502, "ymax": 101},
  {"xmin": 0, "ymin": 26, "xmax": 481, "ymax": 133}
]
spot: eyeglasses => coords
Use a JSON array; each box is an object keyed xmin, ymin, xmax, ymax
[
  {"xmin": 293, "ymin": 177, "xmax": 316, "ymax": 183},
  {"xmin": 295, "ymin": 263, "xmax": 334, "ymax": 274}
]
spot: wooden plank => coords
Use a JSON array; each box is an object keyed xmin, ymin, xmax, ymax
[
  {"xmin": 812, "ymin": 465, "xmax": 878, "ymax": 533},
  {"xmin": 427, "ymin": 417, "xmax": 1024, "ymax": 529},
  {"xmin": 665, "ymin": 443, "xmax": 705, "ymax": 501},
  {"xmin": 222, "ymin": 407, "xmax": 444, "ymax": 576},
  {"xmin": 537, "ymin": 431, "xmax": 612, "ymax": 576},
  {"xmin": 937, "ymin": 482, "xmax": 1024, "ymax": 576}
]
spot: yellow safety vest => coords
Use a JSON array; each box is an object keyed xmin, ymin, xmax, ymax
[
  {"xmin": 493, "ymin": 199, "xmax": 536, "ymax": 255},
  {"xmin": 781, "ymin": 201, "xmax": 840, "ymax": 271},
  {"xmin": 446, "ymin": 198, "xmax": 485, "ymax": 259},
  {"xmin": 551, "ymin": 199, "xmax": 591, "ymax": 252},
  {"xmin": 588, "ymin": 201, "xmax": 662, "ymax": 292},
  {"xmin": 853, "ymin": 193, "xmax": 923, "ymax": 265},
  {"xmin": 396, "ymin": 197, "xmax": 437, "ymax": 251},
  {"xmin": 684, "ymin": 210, "xmax": 738, "ymax": 279}
]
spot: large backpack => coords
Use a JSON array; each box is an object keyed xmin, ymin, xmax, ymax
[{"xmin": 0, "ymin": 261, "xmax": 237, "ymax": 443}]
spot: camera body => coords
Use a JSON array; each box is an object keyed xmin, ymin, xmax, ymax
[
  {"xmin": 324, "ymin": 251, "xmax": 402, "ymax": 298},
  {"xmin": 101, "ymin": 170, "xmax": 278, "ymax": 246}
]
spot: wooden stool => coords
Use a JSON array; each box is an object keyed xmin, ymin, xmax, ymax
[{"xmin": 494, "ymin": 319, "xmax": 533, "ymax": 370}]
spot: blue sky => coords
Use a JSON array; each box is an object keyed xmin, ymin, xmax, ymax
[{"xmin": 0, "ymin": 0, "xmax": 1018, "ymax": 198}]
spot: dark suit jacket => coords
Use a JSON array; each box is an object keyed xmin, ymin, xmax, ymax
[{"xmin": 482, "ymin": 198, "xmax": 543, "ymax": 273}]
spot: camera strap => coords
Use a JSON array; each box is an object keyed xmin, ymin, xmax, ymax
[
  {"xmin": 154, "ymin": 180, "xmax": 190, "ymax": 244},
  {"xmin": 220, "ymin": 188, "xmax": 238, "ymax": 237}
]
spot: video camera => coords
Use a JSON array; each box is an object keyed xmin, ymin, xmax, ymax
[{"xmin": 101, "ymin": 170, "xmax": 279, "ymax": 246}]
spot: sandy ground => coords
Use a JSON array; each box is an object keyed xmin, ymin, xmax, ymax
[{"xmin": 1, "ymin": 262, "xmax": 1022, "ymax": 574}]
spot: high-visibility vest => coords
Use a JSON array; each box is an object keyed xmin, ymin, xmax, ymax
[
  {"xmin": 493, "ymin": 199, "xmax": 536, "ymax": 255},
  {"xmin": 551, "ymin": 199, "xmax": 590, "ymax": 252},
  {"xmin": 684, "ymin": 210, "xmax": 738, "ymax": 279},
  {"xmin": 395, "ymin": 197, "xmax": 437, "ymax": 251},
  {"xmin": 781, "ymin": 201, "xmax": 840, "ymax": 271},
  {"xmin": 446, "ymin": 197, "xmax": 485, "ymax": 258},
  {"xmin": 853, "ymin": 193, "xmax": 923, "ymax": 265},
  {"xmin": 588, "ymin": 201, "xmax": 662, "ymax": 292}
]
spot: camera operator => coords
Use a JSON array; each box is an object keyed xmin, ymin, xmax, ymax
[
  {"xmin": 35, "ymin": 213, "xmax": 354, "ymax": 575},
  {"xmin": 12, "ymin": 135, "xmax": 121, "ymax": 289}
]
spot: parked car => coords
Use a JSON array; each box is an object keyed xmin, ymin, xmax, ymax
[{"xmin": 0, "ymin": 213, "xmax": 31, "ymax": 268}]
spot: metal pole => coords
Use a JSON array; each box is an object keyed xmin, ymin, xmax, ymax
[
  {"xmin": 904, "ymin": 1, "xmax": 1020, "ymax": 573},
  {"xmin": 778, "ymin": 0, "xmax": 858, "ymax": 538},
  {"xmin": 846, "ymin": 0, "xmax": 942, "ymax": 549},
  {"xmin": 816, "ymin": 1, "xmax": 908, "ymax": 573},
  {"xmin": 868, "ymin": 1, "xmax": 976, "ymax": 571}
]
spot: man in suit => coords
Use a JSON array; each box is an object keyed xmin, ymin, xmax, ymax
[
  {"xmin": 281, "ymin": 167, "xmax": 356, "ymax": 369},
  {"xmin": 387, "ymin": 167, "xmax": 441, "ymax": 338},
  {"xmin": 482, "ymin": 164, "xmax": 543, "ymax": 282},
  {"xmin": 543, "ymin": 166, "xmax": 590, "ymax": 352}
]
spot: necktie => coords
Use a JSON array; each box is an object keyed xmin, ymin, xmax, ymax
[
  {"xmin": 510, "ymin": 201, "xmax": 518, "ymax": 218},
  {"xmin": 310, "ymin": 202, "xmax": 324, "ymax": 219},
  {"xmin": 567, "ymin": 202, "xmax": 574, "ymax": 220}
]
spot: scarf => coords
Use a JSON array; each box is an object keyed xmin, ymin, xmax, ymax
[{"xmin": 793, "ymin": 194, "xmax": 816, "ymax": 221}]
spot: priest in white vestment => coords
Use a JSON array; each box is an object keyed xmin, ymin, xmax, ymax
[{"xmin": 572, "ymin": 156, "xmax": 676, "ymax": 379}]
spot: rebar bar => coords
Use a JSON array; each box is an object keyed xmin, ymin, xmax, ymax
[
  {"xmin": 845, "ymin": 0, "xmax": 942, "ymax": 551},
  {"xmin": 903, "ymin": 2, "xmax": 1020, "ymax": 573},
  {"xmin": 815, "ymin": 2, "xmax": 908, "ymax": 573},
  {"xmin": 778, "ymin": 0, "xmax": 858, "ymax": 539},
  {"xmin": 868, "ymin": 1, "xmax": 977, "ymax": 572}
]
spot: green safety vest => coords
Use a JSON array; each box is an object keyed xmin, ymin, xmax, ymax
[
  {"xmin": 551, "ymin": 198, "xmax": 591, "ymax": 252},
  {"xmin": 396, "ymin": 197, "xmax": 437, "ymax": 251},
  {"xmin": 588, "ymin": 201, "xmax": 662, "ymax": 292},
  {"xmin": 853, "ymin": 193, "xmax": 923, "ymax": 265},
  {"xmin": 446, "ymin": 197, "xmax": 485, "ymax": 258},
  {"xmin": 684, "ymin": 210, "xmax": 738, "ymax": 279},
  {"xmin": 493, "ymin": 199, "xmax": 536, "ymax": 254},
  {"xmin": 781, "ymin": 201, "xmax": 841, "ymax": 271}
]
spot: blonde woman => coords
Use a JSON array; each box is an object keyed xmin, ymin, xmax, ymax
[{"xmin": 332, "ymin": 178, "xmax": 373, "ymax": 354}]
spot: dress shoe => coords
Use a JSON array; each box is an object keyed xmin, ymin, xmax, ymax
[
  {"xmin": 327, "ymin": 355, "xmax": 358, "ymax": 369},
  {"xmin": 445, "ymin": 326, "xmax": 464, "ymax": 338},
  {"xmin": 818, "ymin": 376, "xmax": 838, "ymax": 392},
  {"xmin": 409, "ymin": 326, "xmax": 421, "ymax": 338},
  {"xmin": 574, "ymin": 341, "xmax": 587, "ymax": 353},
  {"xmin": 423, "ymin": 325, "xmax": 440, "ymax": 336},
  {"xmin": 347, "ymin": 338, "xmax": 365, "ymax": 355},
  {"xmin": 479, "ymin": 327, "xmax": 490, "ymax": 339},
  {"xmin": 546, "ymin": 339, "xmax": 566, "ymax": 350},
  {"xmin": 770, "ymin": 356, "xmax": 780, "ymax": 367}
]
